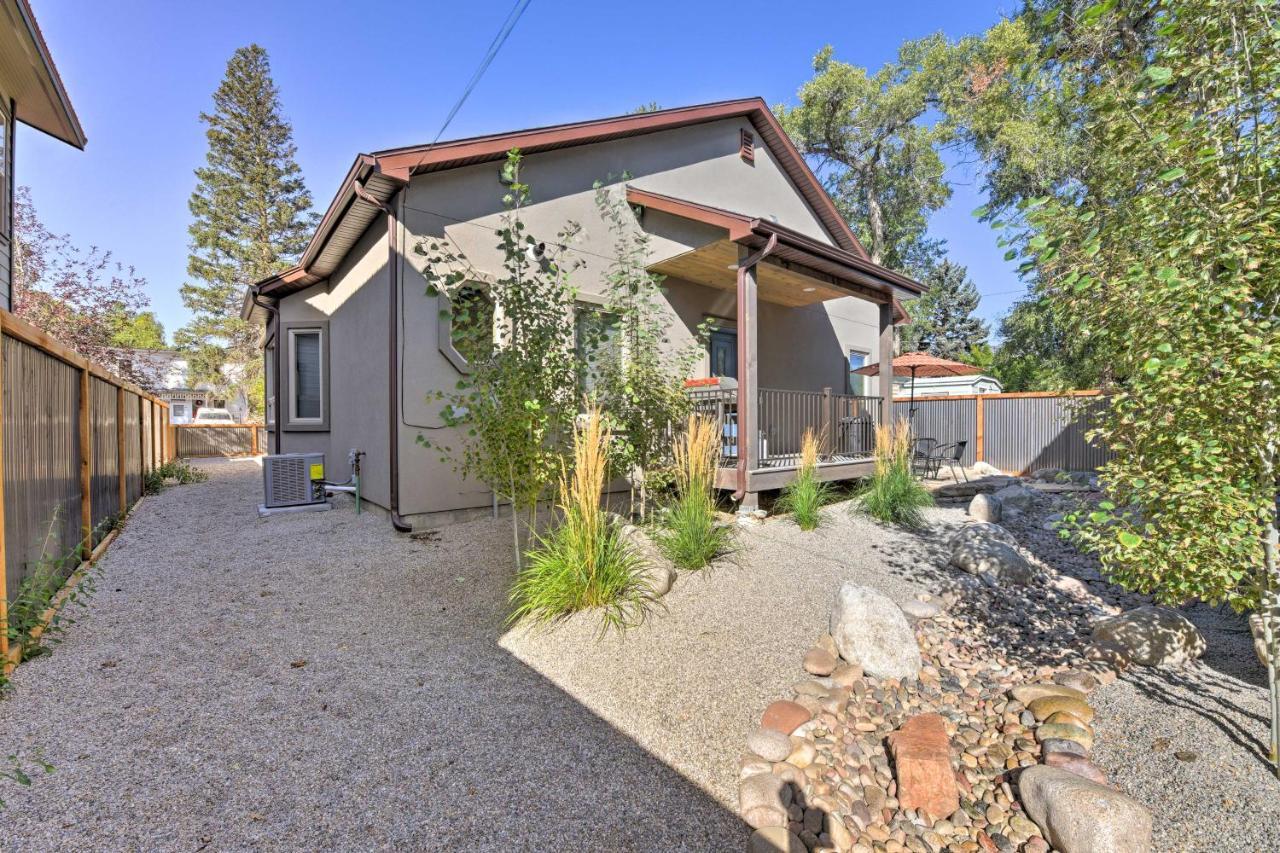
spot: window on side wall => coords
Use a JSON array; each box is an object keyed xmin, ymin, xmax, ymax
[
  {"xmin": 285, "ymin": 322, "xmax": 328, "ymax": 430},
  {"xmin": 846, "ymin": 350, "xmax": 868, "ymax": 395},
  {"xmin": 0, "ymin": 101, "xmax": 8, "ymax": 239},
  {"xmin": 264, "ymin": 344, "xmax": 275, "ymax": 426},
  {"xmin": 574, "ymin": 304, "xmax": 621, "ymax": 395}
]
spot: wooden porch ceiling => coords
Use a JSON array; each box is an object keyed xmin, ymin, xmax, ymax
[{"xmin": 650, "ymin": 240, "xmax": 874, "ymax": 308}]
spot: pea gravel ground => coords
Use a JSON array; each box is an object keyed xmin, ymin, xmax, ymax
[{"xmin": 1, "ymin": 459, "xmax": 1277, "ymax": 852}]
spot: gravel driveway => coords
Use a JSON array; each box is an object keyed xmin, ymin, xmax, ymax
[{"xmin": 3, "ymin": 459, "xmax": 1277, "ymax": 851}]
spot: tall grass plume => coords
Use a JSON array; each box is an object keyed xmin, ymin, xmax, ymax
[
  {"xmin": 656, "ymin": 415, "xmax": 732, "ymax": 569},
  {"xmin": 855, "ymin": 419, "xmax": 933, "ymax": 527},
  {"xmin": 777, "ymin": 429, "xmax": 833, "ymax": 531},
  {"xmin": 510, "ymin": 408, "xmax": 653, "ymax": 632}
]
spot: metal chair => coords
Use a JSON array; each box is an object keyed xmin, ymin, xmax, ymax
[
  {"xmin": 929, "ymin": 441, "xmax": 969, "ymax": 483},
  {"xmin": 910, "ymin": 437, "xmax": 938, "ymax": 478}
]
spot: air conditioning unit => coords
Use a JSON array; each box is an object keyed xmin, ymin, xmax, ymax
[{"xmin": 263, "ymin": 453, "xmax": 327, "ymax": 508}]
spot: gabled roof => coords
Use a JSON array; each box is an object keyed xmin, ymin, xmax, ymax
[
  {"xmin": 1, "ymin": 0, "xmax": 86, "ymax": 148},
  {"xmin": 627, "ymin": 186, "xmax": 923, "ymax": 298},
  {"xmin": 245, "ymin": 98, "xmax": 870, "ymax": 320}
]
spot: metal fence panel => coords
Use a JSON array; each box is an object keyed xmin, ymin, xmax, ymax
[
  {"xmin": 89, "ymin": 377, "xmax": 121, "ymax": 542},
  {"xmin": 984, "ymin": 396, "xmax": 1111, "ymax": 474},
  {"xmin": 894, "ymin": 398, "xmax": 978, "ymax": 466},
  {"xmin": 123, "ymin": 390, "xmax": 142, "ymax": 503},
  {"xmin": 3, "ymin": 336, "xmax": 84, "ymax": 593},
  {"xmin": 175, "ymin": 426, "xmax": 257, "ymax": 458}
]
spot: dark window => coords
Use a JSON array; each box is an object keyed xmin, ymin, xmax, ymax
[
  {"xmin": 451, "ymin": 285, "xmax": 495, "ymax": 365},
  {"xmin": 292, "ymin": 330, "xmax": 322, "ymax": 421},
  {"xmin": 709, "ymin": 328, "xmax": 738, "ymax": 379}
]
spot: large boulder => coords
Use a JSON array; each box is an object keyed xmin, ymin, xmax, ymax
[
  {"xmin": 829, "ymin": 582, "xmax": 922, "ymax": 680},
  {"xmin": 1019, "ymin": 766, "xmax": 1152, "ymax": 853},
  {"xmin": 968, "ymin": 493, "xmax": 1002, "ymax": 523},
  {"xmin": 1090, "ymin": 606, "xmax": 1206, "ymax": 667},
  {"xmin": 949, "ymin": 524, "xmax": 1034, "ymax": 586},
  {"xmin": 994, "ymin": 482, "xmax": 1038, "ymax": 511}
]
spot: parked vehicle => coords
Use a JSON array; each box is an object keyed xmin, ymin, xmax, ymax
[{"xmin": 193, "ymin": 407, "xmax": 236, "ymax": 424}]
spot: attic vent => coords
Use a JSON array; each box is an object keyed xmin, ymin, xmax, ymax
[{"xmin": 740, "ymin": 129, "xmax": 755, "ymax": 165}]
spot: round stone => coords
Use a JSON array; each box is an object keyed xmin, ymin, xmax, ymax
[
  {"xmin": 748, "ymin": 826, "xmax": 806, "ymax": 853},
  {"xmin": 1028, "ymin": 695, "xmax": 1095, "ymax": 724},
  {"xmin": 748, "ymin": 727, "xmax": 795, "ymax": 762},
  {"xmin": 804, "ymin": 647, "xmax": 838, "ymax": 676}
]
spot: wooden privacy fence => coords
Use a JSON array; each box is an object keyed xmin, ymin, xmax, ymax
[
  {"xmin": 171, "ymin": 424, "xmax": 266, "ymax": 458},
  {"xmin": 892, "ymin": 391, "xmax": 1112, "ymax": 475},
  {"xmin": 1, "ymin": 309, "xmax": 171, "ymax": 668}
]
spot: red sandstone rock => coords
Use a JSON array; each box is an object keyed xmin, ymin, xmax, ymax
[
  {"xmin": 886, "ymin": 713, "xmax": 960, "ymax": 819},
  {"xmin": 1044, "ymin": 751, "xmax": 1110, "ymax": 785},
  {"xmin": 761, "ymin": 700, "xmax": 812, "ymax": 735}
]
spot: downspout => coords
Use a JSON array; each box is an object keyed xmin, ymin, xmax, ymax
[
  {"xmin": 250, "ymin": 290, "xmax": 282, "ymax": 455},
  {"xmin": 354, "ymin": 179, "xmax": 413, "ymax": 532},
  {"xmin": 732, "ymin": 233, "xmax": 778, "ymax": 501}
]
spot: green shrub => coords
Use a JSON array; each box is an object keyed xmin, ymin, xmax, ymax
[
  {"xmin": 654, "ymin": 415, "xmax": 733, "ymax": 569},
  {"xmin": 777, "ymin": 429, "xmax": 834, "ymax": 531},
  {"xmin": 145, "ymin": 459, "xmax": 208, "ymax": 494},
  {"xmin": 509, "ymin": 408, "xmax": 655, "ymax": 632},
  {"xmin": 855, "ymin": 420, "xmax": 933, "ymax": 528}
]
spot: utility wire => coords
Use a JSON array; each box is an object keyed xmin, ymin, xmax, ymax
[{"xmin": 407, "ymin": 0, "xmax": 533, "ymax": 174}]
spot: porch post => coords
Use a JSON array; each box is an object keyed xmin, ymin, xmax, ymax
[
  {"xmin": 878, "ymin": 301, "xmax": 894, "ymax": 430},
  {"xmin": 736, "ymin": 244, "xmax": 760, "ymax": 510}
]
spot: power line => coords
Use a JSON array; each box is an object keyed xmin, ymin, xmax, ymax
[{"xmin": 408, "ymin": 0, "xmax": 533, "ymax": 173}]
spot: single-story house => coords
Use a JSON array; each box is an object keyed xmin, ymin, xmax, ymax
[
  {"xmin": 1, "ymin": 0, "xmax": 87, "ymax": 311},
  {"xmin": 244, "ymin": 98, "xmax": 924, "ymax": 529},
  {"xmin": 112, "ymin": 348, "xmax": 251, "ymax": 423},
  {"xmin": 897, "ymin": 373, "xmax": 1003, "ymax": 398}
]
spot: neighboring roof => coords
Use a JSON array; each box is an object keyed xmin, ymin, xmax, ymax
[
  {"xmin": 627, "ymin": 187, "xmax": 924, "ymax": 298},
  {"xmin": 244, "ymin": 97, "xmax": 871, "ymax": 321},
  {"xmin": 853, "ymin": 352, "xmax": 984, "ymax": 378},
  {"xmin": 0, "ymin": 0, "xmax": 86, "ymax": 148}
]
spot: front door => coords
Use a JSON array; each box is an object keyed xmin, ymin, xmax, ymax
[{"xmin": 709, "ymin": 329, "xmax": 738, "ymax": 379}]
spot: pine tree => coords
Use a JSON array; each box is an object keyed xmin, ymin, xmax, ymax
[
  {"xmin": 178, "ymin": 44, "xmax": 315, "ymax": 405},
  {"xmin": 899, "ymin": 260, "xmax": 988, "ymax": 360}
]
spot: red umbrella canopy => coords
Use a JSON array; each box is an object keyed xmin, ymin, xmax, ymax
[{"xmin": 852, "ymin": 351, "xmax": 984, "ymax": 378}]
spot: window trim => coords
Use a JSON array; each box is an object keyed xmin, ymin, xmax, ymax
[
  {"xmin": 0, "ymin": 96, "xmax": 10, "ymax": 242},
  {"xmin": 282, "ymin": 320, "xmax": 329, "ymax": 431}
]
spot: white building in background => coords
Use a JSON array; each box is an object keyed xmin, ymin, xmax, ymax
[
  {"xmin": 113, "ymin": 349, "xmax": 251, "ymax": 423},
  {"xmin": 894, "ymin": 373, "xmax": 1003, "ymax": 398}
]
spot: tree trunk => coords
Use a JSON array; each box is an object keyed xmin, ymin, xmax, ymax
[{"xmin": 864, "ymin": 169, "xmax": 886, "ymax": 266}]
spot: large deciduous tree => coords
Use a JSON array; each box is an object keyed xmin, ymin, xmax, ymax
[
  {"xmin": 11, "ymin": 187, "xmax": 158, "ymax": 386},
  {"xmin": 179, "ymin": 44, "xmax": 315, "ymax": 411},
  {"xmin": 1001, "ymin": 0, "xmax": 1279, "ymax": 772},
  {"xmin": 899, "ymin": 260, "xmax": 988, "ymax": 360},
  {"xmin": 777, "ymin": 41, "xmax": 956, "ymax": 277}
]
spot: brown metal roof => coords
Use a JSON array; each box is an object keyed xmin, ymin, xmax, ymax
[
  {"xmin": 625, "ymin": 186, "xmax": 925, "ymax": 300},
  {"xmin": 0, "ymin": 0, "xmax": 86, "ymax": 148},
  {"xmin": 245, "ymin": 98, "xmax": 881, "ymax": 320}
]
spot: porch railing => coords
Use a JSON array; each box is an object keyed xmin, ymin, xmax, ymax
[{"xmin": 688, "ymin": 386, "xmax": 880, "ymax": 469}]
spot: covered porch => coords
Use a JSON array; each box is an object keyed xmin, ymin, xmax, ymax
[{"xmin": 626, "ymin": 187, "xmax": 922, "ymax": 506}]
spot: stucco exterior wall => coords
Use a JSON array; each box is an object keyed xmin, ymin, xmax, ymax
[
  {"xmin": 393, "ymin": 117, "xmax": 883, "ymax": 522},
  {"xmin": 275, "ymin": 218, "xmax": 391, "ymax": 508}
]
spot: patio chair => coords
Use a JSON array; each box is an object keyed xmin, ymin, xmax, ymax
[
  {"xmin": 910, "ymin": 437, "xmax": 938, "ymax": 478},
  {"xmin": 927, "ymin": 441, "xmax": 969, "ymax": 483}
]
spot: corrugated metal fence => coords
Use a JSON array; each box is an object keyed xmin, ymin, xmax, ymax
[
  {"xmin": 1, "ymin": 309, "xmax": 171, "ymax": 667},
  {"xmin": 898, "ymin": 391, "xmax": 1112, "ymax": 474},
  {"xmin": 172, "ymin": 424, "xmax": 264, "ymax": 458}
]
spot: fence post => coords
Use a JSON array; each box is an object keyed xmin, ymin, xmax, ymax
[
  {"xmin": 820, "ymin": 387, "xmax": 832, "ymax": 455},
  {"xmin": 250, "ymin": 424, "xmax": 259, "ymax": 456},
  {"xmin": 79, "ymin": 367, "xmax": 92, "ymax": 560},
  {"xmin": 975, "ymin": 395, "xmax": 986, "ymax": 463},
  {"xmin": 117, "ymin": 386, "xmax": 126, "ymax": 511},
  {"xmin": 0, "ymin": 327, "xmax": 8, "ymax": 667}
]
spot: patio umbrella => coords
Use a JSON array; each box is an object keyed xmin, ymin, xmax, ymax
[{"xmin": 852, "ymin": 351, "xmax": 983, "ymax": 425}]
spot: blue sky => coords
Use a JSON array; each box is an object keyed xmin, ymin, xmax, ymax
[{"xmin": 19, "ymin": 0, "xmax": 1026, "ymax": 345}]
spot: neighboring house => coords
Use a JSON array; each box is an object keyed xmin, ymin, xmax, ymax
[
  {"xmin": 896, "ymin": 374, "xmax": 1003, "ymax": 398},
  {"xmin": 114, "ymin": 349, "xmax": 251, "ymax": 423},
  {"xmin": 244, "ymin": 99, "xmax": 923, "ymax": 529},
  {"xmin": 0, "ymin": 0, "xmax": 87, "ymax": 311}
]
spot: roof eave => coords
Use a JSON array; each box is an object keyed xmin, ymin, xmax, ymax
[{"xmin": 11, "ymin": 0, "xmax": 86, "ymax": 149}]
